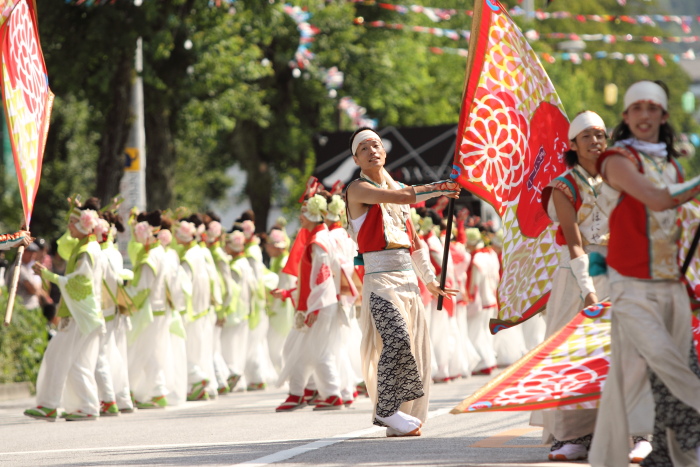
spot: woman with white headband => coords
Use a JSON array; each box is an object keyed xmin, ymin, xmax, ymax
[
  {"xmin": 589, "ymin": 81, "xmax": 700, "ymax": 467},
  {"xmin": 532, "ymin": 110, "xmax": 624, "ymax": 461},
  {"xmin": 26, "ymin": 198, "xmax": 105, "ymax": 421},
  {"xmin": 345, "ymin": 127, "xmax": 459, "ymax": 437}
]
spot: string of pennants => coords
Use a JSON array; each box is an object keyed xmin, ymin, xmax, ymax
[
  {"xmin": 358, "ymin": 19, "xmax": 700, "ymax": 44},
  {"xmin": 350, "ymin": 1, "xmax": 699, "ymax": 33},
  {"xmin": 429, "ymin": 45, "xmax": 697, "ymax": 67}
]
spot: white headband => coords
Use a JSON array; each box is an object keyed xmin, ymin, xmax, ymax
[
  {"xmin": 568, "ymin": 111, "xmax": 606, "ymax": 140},
  {"xmin": 624, "ymin": 81, "xmax": 667, "ymax": 112},
  {"xmin": 351, "ymin": 129, "xmax": 382, "ymax": 156}
]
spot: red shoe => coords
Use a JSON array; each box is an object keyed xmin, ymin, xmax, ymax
[
  {"xmin": 356, "ymin": 382, "xmax": 368, "ymax": 397},
  {"xmin": 344, "ymin": 397, "xmax": 354, "ymax": 407},
  {"xmin": 313, "ymin": 395, "xmax": 344, "ymax": 411},
  {"xmin": 275, "ymin": 394, "xmax": 306, "ymax": 412},
  {"xmin": 472, "ymin": 366, "xmax": 496, "ymax": 376}
]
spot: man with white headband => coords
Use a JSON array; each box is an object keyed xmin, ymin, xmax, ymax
[
  {"xmin": 26, "ymin": 199, "xmax": 106, "ymax": 421},
  {"xmin": 589, "ymin": 81, "xmax": 700, "ymax": 467},
  {"xmin": 532, "ymin": 110, "xmax": 624, "ymax": 461},
  {"xmin": 345, "ymin": 127, "xmax": 459, "ymax": 437}
]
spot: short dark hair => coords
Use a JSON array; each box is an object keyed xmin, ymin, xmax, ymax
[{"xmin": 136, "ymin": 210, "xmax": 162, "ymax": 228}]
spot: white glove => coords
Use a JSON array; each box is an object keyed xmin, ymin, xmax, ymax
[
  {"xmin": 570, "ymin": 254, "xmax": 596, "ymax": 299},
  {"xmin": 411, "ymin": 248, "xmax": 437, "ymax": 284}
]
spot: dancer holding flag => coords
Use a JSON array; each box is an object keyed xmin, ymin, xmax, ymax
[
  {"xmin": 344, "ymin": 127, "xmax": 459, "ymax": 436},
  {"xmin": 530, "ymin": 110, "xmax": 623, "ymax": 461},
  {"xmin": 589, "ymin": 80, "xmax": 700, "ymax": 467}
]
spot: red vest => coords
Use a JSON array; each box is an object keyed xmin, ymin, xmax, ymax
[{"xmin": 297, "ymin": 224, "xmax": 329, "ymax": 312}]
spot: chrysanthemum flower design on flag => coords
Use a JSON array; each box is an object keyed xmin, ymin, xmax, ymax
[{"xmin": 451, "ymin": 0, "xmax": 568, "ymax": 332}]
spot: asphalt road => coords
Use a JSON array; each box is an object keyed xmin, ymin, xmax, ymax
[{"xmin": 0, "ymin": 373, "xmax": 600, "ymax": 467}]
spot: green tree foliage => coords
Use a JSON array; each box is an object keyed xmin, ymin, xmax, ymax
[
  {"xmin": 3, "ymin": 0, "xmax": 697, "ymax": 239},
  {"xmin": 0, "ymin": 290, "xmax": 48, "ymax": 391}
]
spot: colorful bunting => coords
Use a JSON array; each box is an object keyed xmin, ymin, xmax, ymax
[
  {"xmin": 0, "ymin": 0, "xmax": 54, "ymax": 228},
  {"xmin": 450, "ymin": 0, "xmax": 569, "ymax": 333}
]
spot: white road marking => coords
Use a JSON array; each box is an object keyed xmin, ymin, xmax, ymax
[
  {"xmin": 0, "ymin": 405, "xmax": 453, "ymax": 463},
  {"xmin": 235, "ymin": 406, "xmax": 453, "ymax": 466}
]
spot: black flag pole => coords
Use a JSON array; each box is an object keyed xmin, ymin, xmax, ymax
[
  {"xmin": 682, "ymin": 221, "xmax": 700, "ymax": 276},
  {"xmin": 437, "ymin": 197, "xmax": 456, "ymax": 310}
]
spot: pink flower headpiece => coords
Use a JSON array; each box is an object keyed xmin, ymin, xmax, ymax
[
  {"xmin": 242, "ymin": 220, "xmax": 255, "ymax": 240},
  {"xmin": 226, "ymin": 231, "xmax": 246, "ymax": 252},
  {"xmin": 158, "ymin": 229, "xmax": 173, "ymax": 247},
  {"xmin": 134, "ymin": 221, "xmax": 153, "ymax": 245},
  {"xmin": 268, "ymin": 229, "xmax": 288, "ymax": 249},
  {"xmin": 70, "ymin": 209, "xmax": 99, "ymax": 235},
  {"xmin": 94, "ymin": 219, "xmax": 110, "ymax": 243},
  {"xmin": 206, "ymin": 221, "xmax": 223, "ymax": 243},
  {"xmin": 175, "ymin": 221, "xmax": 197, "ymax": 243}
]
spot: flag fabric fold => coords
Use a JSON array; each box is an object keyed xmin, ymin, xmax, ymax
[
  {"xmin": 452, "ymin": 202, "xmax": 700, "ymax": 414},
  {"xmin": 450, "ymin": 0, "xmax": 569, "ymax": 334},
  {"xmin": 0, "ymin": 0, "xmax": 54, "ymax": 228}
]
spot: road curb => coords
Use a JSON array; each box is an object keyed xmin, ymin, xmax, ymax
[{"xmin": 0, "ymin": 382, "xmax": 31, "ymax": 401}]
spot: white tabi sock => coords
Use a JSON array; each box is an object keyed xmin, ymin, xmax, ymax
[{"xmin": 376, "ymin": 411, "xmax": 420, "ymax": 434}]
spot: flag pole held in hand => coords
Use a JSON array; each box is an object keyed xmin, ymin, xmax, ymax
[{"xmin": 4, "ymin": 245, "xmax": 24, "ymax": 326}]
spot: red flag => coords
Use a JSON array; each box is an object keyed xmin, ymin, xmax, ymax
[
  {"xmin": 450, "ymin": 0, "xmax": 569, "ymax": 333},
  {"xmin": 0, "ymin": 0, "xmax": 54, "ymax": 228}
]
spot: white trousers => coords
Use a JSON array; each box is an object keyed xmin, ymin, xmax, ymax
[
  {"xmin": 36, "ymin": 318, "xmax": 102, "ymax": 415},
  {"xmin": 128, "ymin": 314, "xmax": 170, "ymax": 401},
  {"xmin": 95, "ymin": 315, "xmax": 132, "ymax": 409},
  {"xmin": 278, "ymin": 305, "xmax": 342, "ymax": 399},
  {"xmin": 590, "ymin": 278, "xmax": 700, "ymax": 467}
]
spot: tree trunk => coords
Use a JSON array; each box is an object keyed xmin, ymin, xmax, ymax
[
  {"xmin": 95, "ymin": 50, "xmax": 133, "ymax": 206},
  {"xmin": 231, "ymin": 122, "xmax": 272, "ymax": 232},
  {"xmin": 144, "ymin": 103, "xmax": 175, "ymax": 211}
]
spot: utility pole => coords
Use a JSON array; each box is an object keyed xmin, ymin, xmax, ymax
[{"xmin": 117, "ymin": 0, "xmax": 146, "ymax": 265}]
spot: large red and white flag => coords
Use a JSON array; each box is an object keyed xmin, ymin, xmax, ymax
[
  {"xmin": 0, "ymin": 0, "xmax": 53, "ymax": 228},
  {"xmin": 450, "ymin": 0, "xmax": 568, "ymax": 333}
]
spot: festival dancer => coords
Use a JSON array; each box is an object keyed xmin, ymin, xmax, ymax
[
  {"xmin": 158, "ymin": 218, "xmax": 188, "ymax": 406},
  {"xmin": 344, "ymin": 127, "xmax": 459, "ymax": 437},
  {"xmin": 175, "ymin": 219, "xmax": 217, "ymax": 400},
  {"xmin": 240, "ymin": 219, "xmax": 277, "ymax": 391},
  {"xmin": 465, "ymin": 228, "xmax": 499, "ymax": 375},
  {"xmin": 223, "ymin": 230, "xmax": 256, "ymax": 392},
  {"xmin": 25, "ymin": 200, "xmax": 104, "ymax": 421},
  {"xmin": 94, "ymin": 213, "xmax": 134, "ymax": 416},
  {"xmin": 204, "ymin": 219, "xmax": 236, "ymax": 395},
  {"xmin": 324, "ymin": 193, "xmax": 362, "ymax": 407},
  {"xmin": 274, "ymin": 194, "xmax": 344, "ymax": 412},
  {"xmin": 127, "ymin": 210, "xmax": 171, "ymax": 409},
  {"xmin": 530, "ymin": 110, "xmax": 621, "ymax": 461},
  {"xmin": 589, "ymin": 80, "xmax": 700, "ymax": 467},
  {"xmin": 264, "ymin": 228, "xmax": 295, "ymax": 374}
]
